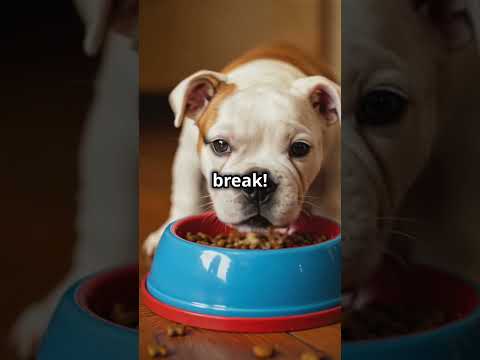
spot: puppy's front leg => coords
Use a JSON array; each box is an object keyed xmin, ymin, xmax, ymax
[{"xmin": 144, "ymin": 120, "xmax": 204, "ymax": 255}]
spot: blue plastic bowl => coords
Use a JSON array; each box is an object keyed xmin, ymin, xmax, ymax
[
  {"xmin": 38, "ymin": 265, "xmax": 138, "ymax": 360},
  {"xmin": 143, "ymin": 212, "xmax": 341, "ymax": 332},
  {"xmin": 342, "ymin": 260, "xmax": 480, "ymax": 360}
]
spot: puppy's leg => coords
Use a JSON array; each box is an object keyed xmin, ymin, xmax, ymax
[{"xmin": 143, "ymin": 119, "xmax": 204, "ymax": 255}]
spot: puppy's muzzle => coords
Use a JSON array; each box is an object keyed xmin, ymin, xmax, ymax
[{"xmin": 240, "ymin": 169, "xmax": 278, "ymax": 205}]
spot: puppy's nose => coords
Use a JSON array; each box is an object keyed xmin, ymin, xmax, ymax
[{"xmin": 241, "ymin": 170, "xmax": 278, "ymax": 204}]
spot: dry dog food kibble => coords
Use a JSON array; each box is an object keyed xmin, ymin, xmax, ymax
[
  {"xmin": 186, "ymin": 229, "xmax": 328, "ymax": 250},
  {"xmin": 147, "ymin": 344, "xmax": 168, "ymax": 358},
  {"xmin": 146, "ymin": 327, "xmax": 334, "ymax": 359},
  {"xmin": 110, "ymin": 303, "xmax": 138, "ymax": 329},
  {"xmin": 253, "ymin": 345, "xmax": 275, "ymax": 358},
  {"xmin": 300, "ymin": 351, "xmax": 330, "ymax": 360},
  {"xmin": 174, "ymin": 325, "xmax": 186, "ymax": 336},
  {"xmin": 166, "ymin": 324, "xmax": 186, "ymax": 337},
  {"xmin": 342, "ymin": 303, "xmax": 450, "ymax": 341},
  {"xmin": 166, "ymin": 326, "xmax": 176, "ymax": 337}
]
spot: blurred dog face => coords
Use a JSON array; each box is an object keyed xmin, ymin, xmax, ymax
[
  {"xmin": 170, "ymin": 72, "xmax": 340, "ymax": 231},
  {"xmin": 73, "ymin": 0, "xmax": 138, "ymax": 55},
  {"xmin": 342, "ymin": 0, "xmax": 479, "ymax": 289}
]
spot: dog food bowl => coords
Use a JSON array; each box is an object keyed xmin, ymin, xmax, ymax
[
  {"xmin": 342, "ymin": 258, "xmax": 480, "ymax": 360},
  {"xmin": 142, "ymin": 211, "xmax": 341, "ymax": 332},
  {"xmin": 38, "ymin": 265, "xmax": 138, "ymax": 360}
]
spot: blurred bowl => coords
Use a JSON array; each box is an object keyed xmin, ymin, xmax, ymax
[
  {"xmin": 38, "ymin": 265, "xmax": 137, "ymax": 360},
  {"xmin": 342, "ymin": 259, "xmax": 480, "ymax": 360},
  {"xmin": 142, "ymin": 211, "xmax": 341, "ymax": 332}
]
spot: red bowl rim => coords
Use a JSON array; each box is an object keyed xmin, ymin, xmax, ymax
[
  {"xmin": 344, "ymin": 260, "xmax": 480, "ymax": 343},
  {"xmin": 75, "ymin": 265, "xmax": 138, "ymax": 332},
  {"xmin": 170, "ymin": 211, "xmax": 341, "ymax": 253},
  {"xmin": 141, "ymin": 276, "xmax": 340, "ymax": 332}
]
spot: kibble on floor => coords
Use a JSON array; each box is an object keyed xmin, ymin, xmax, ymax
[
  {"xmin": 174, "ymin": 325, "xmax": 186, "ymax": 336},
  {"xmin": 300, "ymin": 350, "xmax": 330, "ymax": 360},
  {"xmin": 166, "ymin": 324, "xmax": 187, "ymax": 337},
  {"xmin": 148, "ymin": 324, "xmax": 335, "ymax": 359},
  {"xmin": 166, "ymin": 326, "xmax": 176, "ymax": 337},
  {"xmin": 252, "ymin": 344, "xmax": 275, "ymax": 358},
  {"xmin": 147, "ymin": 344, "xmax": 168, "ymax": 358}
]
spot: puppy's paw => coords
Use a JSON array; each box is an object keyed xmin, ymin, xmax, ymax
[
  {"xmin": 10, "ymin": 298, "xmax": 56, "ymax": 359},
  {"xmin": 143, "ymin": 224, "xmax": 168, "ymax": 257}
]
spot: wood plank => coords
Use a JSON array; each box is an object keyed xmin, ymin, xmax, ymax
[
  {"xmin": 291, "ymin": 325, "xmax": 341, "ymax": 360},
  {"xmin": 140, "ymin": 303, "xmax": 336, "ymax": 360}
]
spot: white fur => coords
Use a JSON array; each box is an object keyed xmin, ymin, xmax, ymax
[
  {"xmin": 144, "ymin": 59, "xmax": 341, "ymax": 255},
  {"xmin": 227, "ymin": 59, "xmax": 306, "ymax": 89}
]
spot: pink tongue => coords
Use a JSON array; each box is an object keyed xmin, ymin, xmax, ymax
[{"xmin": 285, "ymin": 213, "xmax": 312, "ymax": 234}]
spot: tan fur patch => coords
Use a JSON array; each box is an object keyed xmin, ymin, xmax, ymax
[
  {"xmin": 221, "ymin": 44, "xmax": 336, "ymax": 81},
  {"xmin": 196, "ymin": 45, "xmax": 333, "ymax": 153},
  {"xmin": 197, "ymin": 83, "xmax": 237, "ymax": 153}
]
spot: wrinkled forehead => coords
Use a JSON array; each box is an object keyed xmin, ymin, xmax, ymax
[
  {"xmin": 343, "ymin": 0, "xmax": 438, "ymax": 101},
  {"xmin": 208, "ymin": 86, "xmax": 310, "ymax": 137},
  {"xmin": 344, "ymin": 0, "xmax": 420, "ymax": 42}
]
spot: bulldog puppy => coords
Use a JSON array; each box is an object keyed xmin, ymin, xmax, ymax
[
  {"xmin": 10, "ymin": 1, "xmax": 138, "ymax": 357},
  {"xmin": 144, "ymin": 46, "xmax": 341, "ymax": 255},
  {"xmin": 342, "ymin": 0, "xmax": 480, "ymax": 291}
]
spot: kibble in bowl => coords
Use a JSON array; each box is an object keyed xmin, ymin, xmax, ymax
[
  {"xmin": 342, "ymin": 303, "xmax": 451, "ymax": 341},
  {"xmin": 342, "ymin": 259, "xmax": 480, "ymax": 360},
  {"xmin": 37, "ymin": 266, "xmax": 138, "ymax": 360},
  {"xmin": 185, "ymin": 228, "xmax": 328, "ymax": 250},
  {"xmin": 143, "ymin": 211, "xmax": 341, "ymax": 333}
]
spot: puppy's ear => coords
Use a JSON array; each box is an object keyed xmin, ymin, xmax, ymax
[
  {"xmin": 290, "ymin": 76, "xmax": 341, "ymax": 125},
  {"xmin": 412, "ymin": 0, "xmax": 480, "ymax": 50},
  {"xmin": 73, "ymin": 0, "xmax": 138, "ymax": 56},
  {"xmin": 169, "ymin": 71, "xmax": 228, "ymax": 128}
]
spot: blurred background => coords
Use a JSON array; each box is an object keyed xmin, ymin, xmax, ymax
[
  {"xmin": 0, "ymin": 1, "xmax": 340, "ymax": 358},
  {"xmin": 1, "ymin": 3, "xmax": 99, "ymax": 359},
  {"xmin": 140, "ymin": 0, "xmax": 340, "ymax": 92},
  {"xmin": 139, "ymin": 0, "xmax": 341, "ymax": 257}
]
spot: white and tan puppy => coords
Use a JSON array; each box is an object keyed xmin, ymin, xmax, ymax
[
  {"xmin": 144, "ymin": 47, "xmax": 341, "ymax": 255},
  {"xmin": 11, "ymin": 1, "xmax": 138, "ymax": 357},
  {"xmin": 342, "ymin": 0, "xmax": 480, "ymax": 291}
]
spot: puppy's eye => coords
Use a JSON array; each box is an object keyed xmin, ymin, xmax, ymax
[
  {"xmin": 357, "ymin": 89, "xmax": 408, "ymax": 126},
  {"xmin": 211, "ymin": 139, "xmax": 231, "ymax": 155},
  {"xmin": 289, "ymin": 141, "xmax": 311, "ymax": 158}
]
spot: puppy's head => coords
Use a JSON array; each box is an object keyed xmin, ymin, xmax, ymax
[
  {"xmin": 170, "ymin": 71, "xmax": 340, "ymax": 231},
  {"xmin": 342, "ymin": 0, "xmax": 480, "ymax": 290}
]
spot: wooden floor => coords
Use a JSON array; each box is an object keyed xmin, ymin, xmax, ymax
[{"xmin": 138, "ymin": 122, "xmax": 341, "ymax": 360}]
